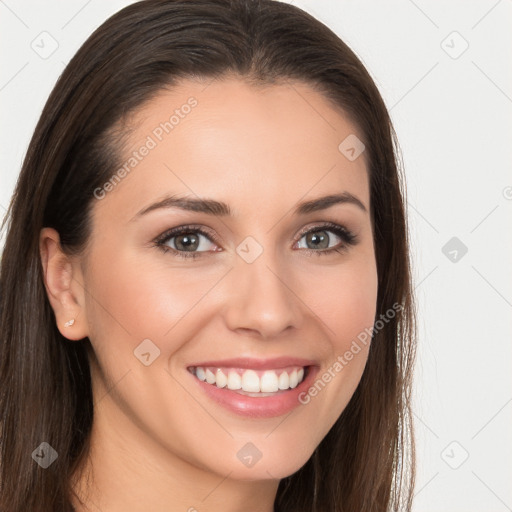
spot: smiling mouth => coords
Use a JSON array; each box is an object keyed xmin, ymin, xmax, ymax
[{"xmin": 187, "ymin": 365, "xmax": 309, "ymax": 396}]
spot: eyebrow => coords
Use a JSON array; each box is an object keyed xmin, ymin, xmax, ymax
[{"xmin": 131, "ymin": 191, "xmax": 367, "ymax": 221}]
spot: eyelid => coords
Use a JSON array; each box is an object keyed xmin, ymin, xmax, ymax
[
  {"xmin": 153, "ymin": 221, "xmax": 358, "ymax": 258},
  {"xmin": 294, "ymin": 221, "xmax": 358, "ymax": 252},
  {"xmin": 296, "ymin": 221, "xmax": 352, "ymax": 239},
  {"xmin": 154, "ymin": 224, "xmax": 221, "ymax": 246}
]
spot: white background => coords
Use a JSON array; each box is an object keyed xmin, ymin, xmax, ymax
[{"xmin": 1, "ymin": 1, "xmax": 511, "ymax": 511}]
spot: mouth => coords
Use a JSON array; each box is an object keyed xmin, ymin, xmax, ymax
[
  {"xmin": 187, "ymin": 365, "xmax": 310, "ymax": 396},
  {"xmin": 185, "ymin": 357, "xmax": 319, "ymax": 418}
]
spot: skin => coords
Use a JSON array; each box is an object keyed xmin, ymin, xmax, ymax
[{"xmin": 40, "ymin": 76, "xmax": 378, "ymax": 512}]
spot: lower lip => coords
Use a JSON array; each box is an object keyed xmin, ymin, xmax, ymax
[{"xmin": 188, "ymin": 366, "xmax": 319, "ymax": 418}]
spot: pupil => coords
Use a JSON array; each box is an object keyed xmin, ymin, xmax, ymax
[
  {"xmin": 174, "ymin": 231, "xmax": 331, "ymax": 252},
  {"xmin": 307, "ymin": 231, "xmax": 328, "ymax": 249},
  {"xmin": 176, "ymin": 234, "xmax": 198, "ymax": 251}
]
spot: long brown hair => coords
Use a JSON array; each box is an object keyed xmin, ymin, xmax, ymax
[{"xmin": 0, "ymin": 1, "xmax": 417, "ymax": 510}]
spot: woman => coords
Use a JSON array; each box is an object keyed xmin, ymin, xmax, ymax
[{"xmin": 0, "ymin": 0, "xmax": 417, "ymax": 510}]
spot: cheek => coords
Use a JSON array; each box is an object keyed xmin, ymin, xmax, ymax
[
  {"xmin": 84, "ymin": 246, "xmax": 222, "ymax": 352},
  {"xmin": 293, "ymin": 255, "xmax": 377, "ymax": 417},
  {"xmin": 299, "ymin": 255, "xmax": 378, "ymax": 349},
  {"xmin": 330, "ymin": 271, "xmax": 377, "ymax": 348}
]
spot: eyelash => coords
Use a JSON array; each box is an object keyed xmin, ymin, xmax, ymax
[{"xmin": 153, "ymin": 222, "xmax": 358, "ymax": 260}]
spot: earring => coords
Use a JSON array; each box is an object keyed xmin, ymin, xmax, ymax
[{"xmin": 64, "ymin": 318, "xmax": 75, "ymax": 327}]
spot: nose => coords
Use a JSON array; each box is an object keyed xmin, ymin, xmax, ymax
[{"xmin": 222, "ymin": 248, "xmax": 303, "ymax": 339}]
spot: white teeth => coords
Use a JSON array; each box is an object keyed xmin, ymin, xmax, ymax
[
  {"xmin": 260, "ymin": 371, "xmax": 279, "ymax": 392},
  {"xmin": 289, "ymin": 369, "xmax": 298, "ymax": 388},
  {"xmin": 205, "ymin": 369, "xmax": 215, "ymax": 384},
  {"xmin": 278, "ymin": 371, "xmax": 289, "ymax": 390},
  {"xmin": 215, "ymin": 369, "xmax": 227, "ymax": 388},
  {"xmin": 227, "ymin": 370, "xmax": 242, "ymax": 390},
  {"xmin": 241, "ymin": 369, "xmax": 260, "ymax": 392},
  {"xmin": 192, "ymin": 366, "xmax": 307, "ymax": 393},
  {"xmin": 196, "ymin": 367, "xmax": 206, "ymax": 381}
]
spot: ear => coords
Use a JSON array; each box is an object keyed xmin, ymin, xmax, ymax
[{"xmin": 39, "ymin": 227, "xmax": 89, "ymax": 341}]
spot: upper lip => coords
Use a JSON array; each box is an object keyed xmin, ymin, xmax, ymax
[{"xmin": 187, "ymin": 356, "xmax": 317, "ymax": 370}]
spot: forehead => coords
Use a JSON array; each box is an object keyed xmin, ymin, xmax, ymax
[{"xmin": 94, "ymin": 77, "xmax": 370, "ymax": 223}]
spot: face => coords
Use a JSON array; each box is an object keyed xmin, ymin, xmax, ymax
[{"xmin": 54, "ymin": 77, "xmax": 378, "ymax": 481}]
